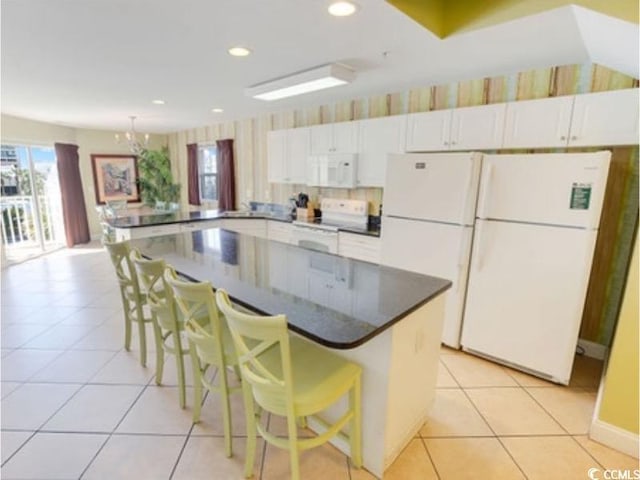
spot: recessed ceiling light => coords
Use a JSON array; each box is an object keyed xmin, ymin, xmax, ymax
[
  {"xmin": 328, "ymin": 1, "xmax": 358, "ymax": 17},
  {"xmin": 228, "ymin": 46, "xmax": 251, "ymax": 57},
  {"xmin": 211, "ymin": 108, "xmax": 224, "ymax": 113},
  {"xmin": 151, "ymin": 99, "xmax": 166, "ymax": 105}
]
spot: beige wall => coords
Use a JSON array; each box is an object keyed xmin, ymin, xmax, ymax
[
  {"xmin": 1, "ymin": 114, "xmax": 167, "ymax": 237},
  {"xmin": 595, "ymin": 232, "xmax": 639, "ymax": 434}
]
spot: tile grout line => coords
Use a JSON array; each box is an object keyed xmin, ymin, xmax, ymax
[
  {"xmin": 78, "ymin": 379, "xmax": 152, "ymax": 479},
  {"xmin": 418, "ymin": 436, "xmax": 442, "ymax": 480}
]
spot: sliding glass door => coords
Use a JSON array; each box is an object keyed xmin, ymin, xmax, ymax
[{"xmin": 1, "ymin": 144, "xmax": 64, "ymax": 264}]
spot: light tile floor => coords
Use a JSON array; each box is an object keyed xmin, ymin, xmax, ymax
[{"xmin": 1, "ymin": 244, "xmax": 638, "ymax": 479}]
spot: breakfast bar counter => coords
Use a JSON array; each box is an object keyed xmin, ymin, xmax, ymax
[{"xmin": 131, "ymin": 228, "xmax": 450, "ymax": 478}]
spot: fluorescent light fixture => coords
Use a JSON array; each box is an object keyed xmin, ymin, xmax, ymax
[
  {"xmin": 245, "ymin": 63, "xmax": 355, "ymax": 101},
  {"xmin": 211, "ymin": 108, "xmax": 224, "ymax": 113},
  {"xmin": 151, "ymin": 99, "xmax": 166, "ymax": 105}
]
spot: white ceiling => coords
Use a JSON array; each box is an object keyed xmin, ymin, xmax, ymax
[{"xmin": 1, "ymin": 0, "xmax": 638, "ymax": 134}]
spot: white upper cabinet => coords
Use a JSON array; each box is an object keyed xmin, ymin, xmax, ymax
[
  {"xmin": 503, "ymin": 96, "xmax": 574, "ymax": 149},
  {"xmin": 405, "ymin": 109, "xmax": 451, "ymax": 152},
  {"xmin": 405, "ymin": 103, "xmax": 506, "ymax": 152},
  {"xmin": 310, "ymin": 121, "xmax": 359, "ymax": 154},
  {"xmin": 452, "ymin": 103, "xmax": 506, "ymax": 150},
  {"xmin": 569, "ymin": 88, "xmax": 639, "ymax": 147},
  {"xmin": 357, "ymin": 115, "xmax": 406, "ymax": 187},
  {"xmin": 267, "ymin": 130, "xmax": 286, "ymax": 183},
  {"xmin": 267, "ymin": 127, "xmax": 309, "ymax": 184}
]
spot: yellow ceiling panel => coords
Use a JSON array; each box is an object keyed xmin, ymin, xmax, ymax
[{"xmin": 387, "ymin": 0, "xmax": 639, "ymax": 38}]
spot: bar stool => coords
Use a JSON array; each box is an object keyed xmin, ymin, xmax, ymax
[
  {"xmin": 215, "ymin": 288, "xmax": 363, "ymax": 480},
  {"xmin": 104, "ymin": 241, "xmax": 152, "ymax": 366},
  {"xmin": 165, "ymin": 270, "xmax": 241, "ymax": 457},
  {"xmin": 131, "ymin": 252, "xmax": 189, "ymax": 408}
]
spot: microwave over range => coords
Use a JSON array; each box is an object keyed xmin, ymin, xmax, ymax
[{"xmin": 307, "ymin": 153, "xmax": 358, "ymax": 188}]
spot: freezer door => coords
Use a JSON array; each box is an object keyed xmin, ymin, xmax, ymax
[
  {"xmin": 383, "ymin": 152, "xmax": 482, "ymax": 225},
  {"xmin": 477, "ymin": 152, "xmax": 610, "ymax": 228},
  {"xmin": 381, "ymin": 217, "xmax": 473, "ymax": 348},
  {"xmin": 461, "ymin": 219, "xmax": 598, "ymax": 384}
]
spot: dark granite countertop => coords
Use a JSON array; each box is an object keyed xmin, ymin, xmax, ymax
[
  {"xmin": 109, "ymin": 209, "xmax": 381, "ymax": 237},
  {"xmin": 131, "ymin": 230, "xmax": 450, "ymax": 349}
]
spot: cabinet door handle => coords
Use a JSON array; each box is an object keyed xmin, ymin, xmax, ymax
[
  {"xmin": 451, "ymin": 140, "xmax": 457, "ymax": 145},
  {"xmin": 560, "ymin": 136, "xmax": 566, "ymax": 141},
  {"xmin": 571, "ymin": 135, "xmax": 578, "ymax": 141},
  {"xmin": 443, "ymin": 141, "xmax": 449, "ymax": 146}
]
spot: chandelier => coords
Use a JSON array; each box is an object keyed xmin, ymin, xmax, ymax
[{"xmin": 115, "ymin": 116, "xmax": 149, "ymax": 155}]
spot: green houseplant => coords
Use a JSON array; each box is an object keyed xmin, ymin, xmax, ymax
[{"xmin": 137, "ymin": 147, "xmax": 181, "ymax": 207}]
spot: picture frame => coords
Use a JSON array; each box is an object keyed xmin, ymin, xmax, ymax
[{"xmin": 91, "ymin": 154, "xmax": 140, "ymax": 204}]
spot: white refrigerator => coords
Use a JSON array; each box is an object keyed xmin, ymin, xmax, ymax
[
  {"xmin": 381, "ymin": 152, "xmax": 483, "ymax": 348},
  {"xmin": 460, "ymin": 151, "xmax": 611, "ymax": 384}
]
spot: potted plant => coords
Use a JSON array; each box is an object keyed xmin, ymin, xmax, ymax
[{"xmin": 137, "ymin": 147, "xmax": 181, "ymax": 209}]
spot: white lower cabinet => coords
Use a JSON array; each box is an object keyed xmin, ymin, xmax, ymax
[
  {"xmin": 114, "ymin": 223, "xmax": 181, "ymax": 241},
  {"xmin": 267, "ymin": 221, "xmax": 293, "ymax": 244},
  {"xmin": 219, "ymin": 219, "xmax": 267, "ymax": 238},
  {"xmin": 180, "ymin": 220, "xmax": 220, "ymax": 233},
  {"xmin": 338, "ymin": 232, "xmax": 381, "ymax": 263}
]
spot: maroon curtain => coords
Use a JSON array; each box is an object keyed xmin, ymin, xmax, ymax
[
  {"xmin": 54, "ymin": 143, "xmax": 90, "ymax": 247},
  {"xmin": 187, "ymin": 143, "xmax": 200, "ymax": 206},
  {"xmin": 216, "ymin": 139, "xmax": 236, "ymax": 211}
]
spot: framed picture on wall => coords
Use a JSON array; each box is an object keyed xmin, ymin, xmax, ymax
[{"xmin": 91, "ymin": 154, "xmax": 140, "ymax": 204}]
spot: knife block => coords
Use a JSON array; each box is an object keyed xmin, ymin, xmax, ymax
[{"xmin": 296, "ymin": 207, "xmax": 313, "ymax": 219}]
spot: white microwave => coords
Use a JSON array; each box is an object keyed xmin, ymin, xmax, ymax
[{"xmin": 307, "ymin": 154, "xmax": 358, "ymax": 188}]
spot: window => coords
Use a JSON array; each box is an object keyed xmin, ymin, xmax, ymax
[{"xmin": 198, "ymin": 145, "xmax": 218, "ymax": 203}]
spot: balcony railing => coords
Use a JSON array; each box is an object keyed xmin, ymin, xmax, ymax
[{"xmin": 1, "ymin": 195, "xmax": 59, "ymax": 248}]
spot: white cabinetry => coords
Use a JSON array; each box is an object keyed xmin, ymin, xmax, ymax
[
  {"xmin": 502, "ymin": 88, "xmax": 639, "ymax": 149},
  {"xmin": 503, "ymin": 95, "xmax": 574, "ymax": 149},
  {"xmin": 357, "ymin": 116, "xmax": 406, "ymax": 187},
  {"xmin": 180, "ymin": 220, "xmax": 220, "ymax": 233},
  {"xmin": 267, "ymin": 127, "xmax": 309, "ymax": 184},
  {"xmin": 569, "ymin": 88, "xmax": 639, "ymax": 147},
  {"xmin": 114, "ymin": 223, "xmax": 181, "ymax": 241},
  {"xmin": 309, "ymin": 122, "xmax": 359, "ymax": 154},
  {"xmin": 267, "ymin": 221, "xmax": 293, "ymax": 244},
  {"xmin": 338, "ymin": 232, "xmax": 381, "ymax": 264},
  {"xmin": 406, "ymin": 103, "xmax": 506, "ymax": 152},
  {"xmin": 220, "ymin": 219, "xmax": 267, "ymax": 238}
]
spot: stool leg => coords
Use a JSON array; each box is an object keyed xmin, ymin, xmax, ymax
[
  {"xmin": 287, "ymin": 412, "xmax": 300, "ymax": 480},
  {"xmin": 350, "ymin": 375, "xmax": 363, "ymax": 468},
  {"xmin": 242, "ymin": 383, "xmax": 257, "ymax": 478},
  {"xmin": 152, "ymin": 319, "xmax": 165, "ymax": 385},
  {"xmin": 219, "ymin": 365, "xmax": 233, "ymax": 458},
  {"xmin": 136, "ymin": 305, "xmax": 147, "ymax": 367},
  {"xmin": 188, "ymin": 345, "xmax": 203, "ymax": 423},
  {"xmin": 174, "ymin": 332, "xmax": 186, "ymax": 409},
  {"xmin": 123, "ymin": 295, "xmax": 132, "ymax": 352}
]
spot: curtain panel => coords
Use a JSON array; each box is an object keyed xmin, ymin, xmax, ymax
[
  {"xmin": 186, "ymin": 143, "xmax": 200, "ymax": 206},
  {"xmin": 54, "ymin": 143, "xmax": 90, "ymax": 247},
  {"xmin": 216, "ymin": 139, "xmax": 236, "ymax": 211}
]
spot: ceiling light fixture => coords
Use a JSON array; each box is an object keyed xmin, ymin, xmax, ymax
[
  {"xmin": 212, "ymin": 108, "xmax": 224, "ymax": 113},
  {"xmin": 151, "ymin": 99, "xmax": 166, "ymax": 105},
  {"xmin": 115, "ymin": 116, "xmax": 149, "ymax": 155},
  {"xmin": 245, "ymin": 63, "xmax": 355, "ymax": 101},
  {"xmin": 328, "ymin": 1, "xmax": 358, "ymax": 17},
  {"xmin": 228, "ymin": 46, "xmax": 251, "ymax": 57}
]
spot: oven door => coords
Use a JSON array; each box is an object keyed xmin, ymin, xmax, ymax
[{"xmin": 290, "ymin": 225, "xmax": 338, "ymax": 254}]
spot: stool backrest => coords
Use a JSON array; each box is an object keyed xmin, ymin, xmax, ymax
[
  {"xmin": 215, "ymin": 289, "xmax": 294, "ymax": 409},
  {"xmin": 165, "ymin": 269, "xmax": 225, "ymax": 365}
]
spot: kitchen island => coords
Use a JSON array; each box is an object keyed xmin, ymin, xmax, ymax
[{"xmin": 131, "ymin": 228, "xmax": 450, "ymax": 478}]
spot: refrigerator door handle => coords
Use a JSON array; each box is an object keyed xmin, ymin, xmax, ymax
[
  {"xmin": 474, "ymin": 222, "xmax": 486, "ymax": 270},
  {"xmin": 478, "ymin": 163, "xmax": 493, "ymax": 219},
  {"xmin": 455, "ymin": 232, "xmax": 468, "ymax": 293}
]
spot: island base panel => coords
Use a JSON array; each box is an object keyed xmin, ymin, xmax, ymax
[{"xmin": 306, "ymin": 294, "xmax": 446, "ymax": 478}]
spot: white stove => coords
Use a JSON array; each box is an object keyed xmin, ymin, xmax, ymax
[{"xmin": 291, "ymin": 199, "xmax": 368, "ymax": 253}]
